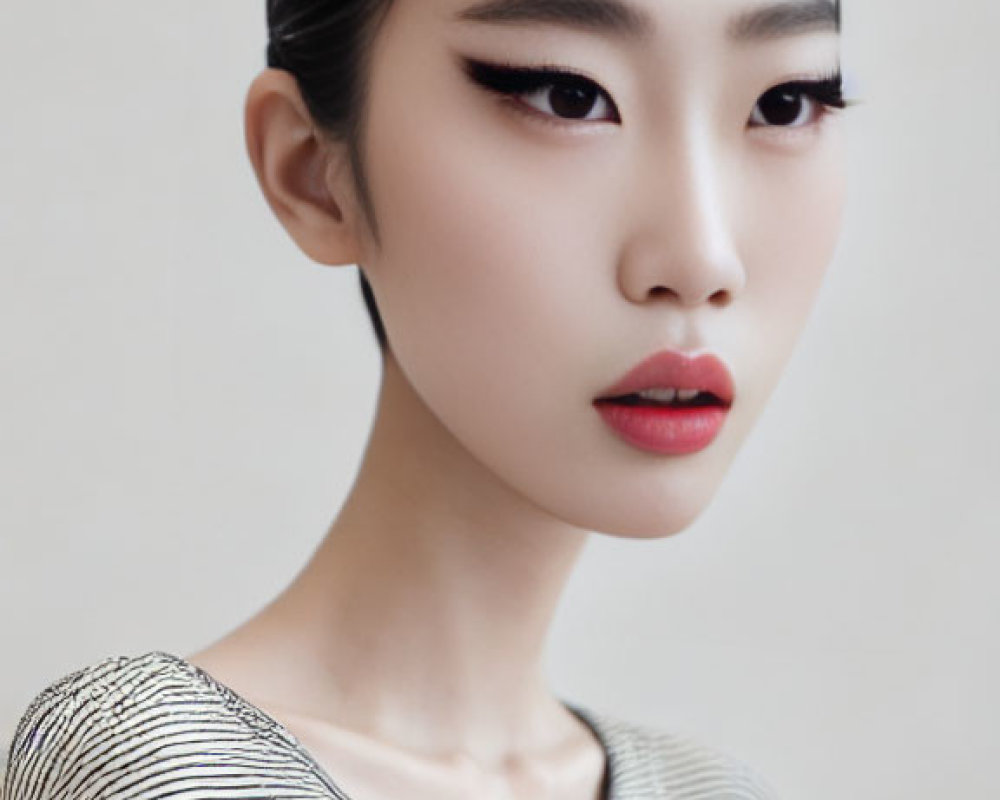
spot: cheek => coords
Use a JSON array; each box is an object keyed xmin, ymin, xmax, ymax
[
  {"xmin": 362, "ymin": 71, "xmax": 598, "ymax": 461},
  {"xmin": 737, "ymin": 131, "xmax": 847, "ymax": 372},
  {"xmin": 747, "ymin": 131, "xmax": 847, "ymax": 331},
  {"xmin": 719, "ymin": 129, "xmax": 848, "ymax": 445},
  {"xmin": 363, "ymin": 80, "xmax": 608, "ymax": 407}
]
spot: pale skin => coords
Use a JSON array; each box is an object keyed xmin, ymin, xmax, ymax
[{"xmin": 188, "ymin": 0, "xmax": 847, "ymax": 798}]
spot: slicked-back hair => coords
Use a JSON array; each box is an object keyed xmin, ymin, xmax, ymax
[{"xmin": 267, "ymin": 0, "xmax": 396, "ymax": 353}]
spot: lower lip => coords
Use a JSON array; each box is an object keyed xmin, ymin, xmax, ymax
[{"xmin": 593, "ymin": 401, "xmax": 729, "ymax": 455}]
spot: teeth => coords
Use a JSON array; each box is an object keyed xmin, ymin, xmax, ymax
[
  {"xmin": 636, "ymin": 388, "xmax": 678, "ymax": 402},
  {"xmin": 634, "ymin": 387, "xmax": 703, "ymax": 402}
]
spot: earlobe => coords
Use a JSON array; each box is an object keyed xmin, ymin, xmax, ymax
[{"xmin": 244, "ymin": 68, "xmax": 362, "ymax": 267}]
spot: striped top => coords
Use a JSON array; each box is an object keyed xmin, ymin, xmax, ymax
[{"xmin": 2, "ymin": 652, "xmax": 778, "ymax": 799}]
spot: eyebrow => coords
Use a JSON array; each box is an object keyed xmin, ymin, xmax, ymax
[{"xmin": 455, "ymin": 0, "xmax": 841, "ymax": 42}]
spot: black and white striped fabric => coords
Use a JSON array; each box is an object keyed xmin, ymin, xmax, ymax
[{"xmin": 2, "ymin": 652, "xmax": 778, "ymax": 799}]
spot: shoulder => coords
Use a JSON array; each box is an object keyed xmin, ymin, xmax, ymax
[
  {"xmin": 3, "ymin": 653, "xmax": 190, "ymax": 799},
  {"xmin": 573, "ymin": 704, "xmax": 781, "ymax": 799},
  {"xmin": 2, "ymin": 651, "xmax": 333, "ymax": 800}
]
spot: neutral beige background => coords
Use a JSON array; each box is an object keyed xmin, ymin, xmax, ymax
[{"xmin": 1, "ymin": 2, "xmax": 997, "ymax": 797}]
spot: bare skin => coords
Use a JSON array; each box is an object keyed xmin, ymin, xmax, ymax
[
  {"xmin": 189, "ymin": 352, "xmax": 607, "ymax": 799},
  {"xmin": 189, "ymin": 0, "xmax": 846, "ymax": 797}
]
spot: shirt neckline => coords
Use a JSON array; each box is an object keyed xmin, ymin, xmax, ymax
[{"xmin": 149, "ymin": 650, "xmax": 615, "ymax": 800}]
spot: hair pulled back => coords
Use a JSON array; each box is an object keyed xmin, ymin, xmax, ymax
[{"xmin": 266, "ymin": 0, "xmax": 397, "ymax": 352}]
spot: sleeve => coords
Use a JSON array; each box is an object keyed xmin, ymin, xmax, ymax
[
  {"xmin": 2, "ymin": 656, "xmax": 136, "ymax": 800},
  {"xmin": 654, "ymin": 730, "xmax": 782, "ymax": 800},
  {"xmin": 612, "ymin": 713, "xmax": 782, "ymax": 800},
  {"xmin": 707, "ymin": 747, "xmax": 781, "ymax": 799}
]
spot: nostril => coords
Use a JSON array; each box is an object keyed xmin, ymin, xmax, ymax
[
  {"xmin": 708, "ymin": 289, "xmax": 732, "ymax": 308},
  {"xmin": 646, "ymin": 286, "xmax": 732, "ymax": 307}
]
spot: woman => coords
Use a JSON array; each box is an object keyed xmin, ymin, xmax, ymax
[{"xmin": 3, "ymin": 0, "xmax": 855, "ymax": 797}]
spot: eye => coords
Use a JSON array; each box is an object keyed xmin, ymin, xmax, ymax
[
  {"xmin": 461, "ymin": 57, "xmax": 621, "ymax": 125},
  {"xmin": 749, "ymin": 72, "xmax": 847, "ymax": 131}
]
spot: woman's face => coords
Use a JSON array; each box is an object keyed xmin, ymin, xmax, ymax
[{"xmin": 353, "ymin": 0, "xmax": 847, "ymax": 537}]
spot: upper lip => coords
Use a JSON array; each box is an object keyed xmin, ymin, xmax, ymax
[{"xmin": 594, "ymin": 349, "xmax": 735, "ymax": 406}]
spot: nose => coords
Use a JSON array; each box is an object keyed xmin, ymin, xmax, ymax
[{"xmin": 617, "ymin": 132, "xmax": 746, "ymax": 309}]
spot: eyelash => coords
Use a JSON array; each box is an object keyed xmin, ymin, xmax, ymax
[{"xmin": 461, "ymin": 56, "xmax": 849, "ymax": 134}]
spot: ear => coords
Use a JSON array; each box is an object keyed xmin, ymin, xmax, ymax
[{"xmin": 244, "ymin": 68, "xmax": 364, "ymax": 267}]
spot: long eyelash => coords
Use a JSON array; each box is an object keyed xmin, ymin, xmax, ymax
[
  {"xmin": 776, "ymin": 69, "xmax": 848, "ymax": 111},
  {"xmin": 459, "ymin": 57, "xmax": 863, "ymax": 126},
  {"xmin": 462, "ymin": 57, "xmax": 594, "ymax": 94},
  {"xmin": 460, "ymin": 56, "xmax": 617, "ymax": 117}
]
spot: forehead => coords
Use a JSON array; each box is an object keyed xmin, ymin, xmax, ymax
[{"xmin": 436, "ymin": 0, "xmax": 840, "ymax": 44}]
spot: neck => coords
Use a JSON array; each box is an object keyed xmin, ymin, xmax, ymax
[{"xmin": 244, "ymin": 352, "xmax": 592, "ymax": 758}]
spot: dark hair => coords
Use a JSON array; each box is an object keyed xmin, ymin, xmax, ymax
[{"xmin": 266, "ymin": 0, "xmax": 396, "ymax": 353}]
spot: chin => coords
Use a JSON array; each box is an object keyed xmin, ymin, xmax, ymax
[
  {"xmin": 591, "ymin": 491, "xmax": 720, "ymax": 540},
  {"xmin": 525, "ymin": 460, "xmax": 729, "ymax": 541}
]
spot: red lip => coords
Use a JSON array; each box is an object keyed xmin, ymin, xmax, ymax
[{"xmin": 595, "ymin": 349, "xmax": 735, "ymax": 406}]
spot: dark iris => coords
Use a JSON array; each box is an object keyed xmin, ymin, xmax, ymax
[
  {"xmin": 757, "ymin": 87, "xmax": 806, "ymax": 126},
  {"xmin": 459, "ymin": 58, "xmax": 620, "ymax": 123},
  {"xmin": 549, "ymin": 81, "xmax": 599, "ymax": 119}
]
